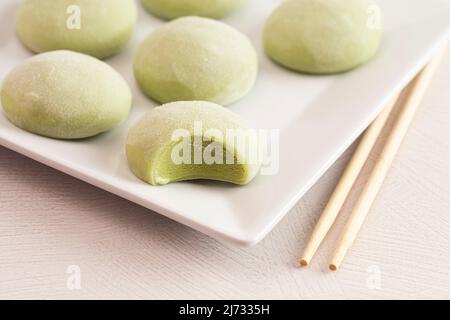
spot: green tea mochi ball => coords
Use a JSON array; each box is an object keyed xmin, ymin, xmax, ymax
[
  {"xmin": 16, "ymin": 0, "xmax": 137, "ymax": 59},
  {"xmin": 133, "ymin": 17, "xmax": 258, "ymax": 106},
  {"xmin": 263, "ymin": 0, "xmax": 383, "ymax": 74},
  {"xmin": 1, "ymin": 51, "xmax": 132, "ymax": 139},
  {"xmin": 141, "ymin": 0, "xmax": 247, "ymax": 20},
  {"xmin": 126, "ymin": 101, "xmax": 261, "ymax": 186}
]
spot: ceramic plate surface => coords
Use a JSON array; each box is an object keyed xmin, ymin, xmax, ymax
[{"xmin": 1, "ymin": 0, "xmax": 450, "ymax": 245}]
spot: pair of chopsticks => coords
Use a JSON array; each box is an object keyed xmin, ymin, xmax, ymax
[{"xmin": 300, "ymin": 46, "xmax": 447, "ymax": 271}]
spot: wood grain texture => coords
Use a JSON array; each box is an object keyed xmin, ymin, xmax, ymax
[{"xmin": 1, "ymin": 51, "xmax": 450, "ymax": 300}]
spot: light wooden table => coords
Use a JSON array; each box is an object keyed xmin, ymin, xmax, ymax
[{"xmin": 1, "ymin": 51, "xmax": 449, "ymax": 300}]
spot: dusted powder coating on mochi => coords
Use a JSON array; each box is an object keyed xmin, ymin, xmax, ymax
[
  {"xmin": 141, "ymin": 0, "xmax": 248, "ymax": 20},
  {"xmin": 133, "ymin": 17, "xmax": 258, "ymax": 106},
  {"xmin": 1, "ymin": 51, "xmax": 132, "ymax": 139},
  {"xmin": 264, "ymin": 0, "xmax": 383, "ymax": 74},
  {"xmin": 16, "ymin": 0, "xmax": 137, "ymax": 59},
  {"xmin": 126, "ymin": 101, "xmax": 261, "ymax": 186}
]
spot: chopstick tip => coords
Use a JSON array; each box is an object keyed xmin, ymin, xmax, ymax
[
  {"xmin": 299, "ymin": 259, "xmax": 309, "ymax": 267},
  {"xmin": 329, "ymin": 264, "xmax": 338, "ymax": 272}
]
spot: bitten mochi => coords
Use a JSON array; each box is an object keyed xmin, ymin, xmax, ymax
[
  {"xmin": 264, "ymin": 0, "xmax": 383, "ymax": 74},
  {"xmin": 133, "ymin": 17, "xmax": 258, "ymax": 106},
  {"xmin": 126, "ymin": 101, "xmax": 261, "ymax": 186},
  {"xmin": 16, "ymin": 0, "xmax": 137, "ymax": 59},
  {"xmin": 1, "ymin": 51, "xmax": 132, "ymax": 139},
  {"xmin": 141, "ymin": 0, "xmax": 247, "ymax": 20}
]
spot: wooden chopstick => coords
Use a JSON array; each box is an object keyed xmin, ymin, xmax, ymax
[
  {"xmin": 329, "ymin": 46, "xmax": 447, "ymax": 271},
  {"xmin": 300, "ymin": 96, "xmax": 399, "ymax": 267},
  {"xmin": 300, "ymin": 45, "xmax": 447, "ymax": 270}
]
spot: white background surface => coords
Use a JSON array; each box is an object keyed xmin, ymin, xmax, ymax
[{"xmin": 0, "ymin": 49, "xmax": 449, "ymax": 300}]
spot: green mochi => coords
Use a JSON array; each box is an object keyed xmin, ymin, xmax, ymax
[
  {"xmin": 263, "ymin": 0, "xmax": 383, "ymax": 74},
  {"xmin": 1, "ymin": 51, "xmax": 132, "ymax": 139},
  {"xmin": 133, "ymin": 17, "xmax": 258, "ymax": 106},
  {"xmin": 126, "ymin": 101, "xmax": 261, "ymax": 186},
  {"xmin": 141, "ymin": 0, "xmax": 248, "ymax": 20},
  {"xmin": 16, "ymin": 0, "xmax": 137, "ymax": 59}
]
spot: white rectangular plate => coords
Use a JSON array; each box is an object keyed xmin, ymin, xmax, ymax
[{"xmin": 1, "ymin": 0, "xmax": 450, "ymax": 246}]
